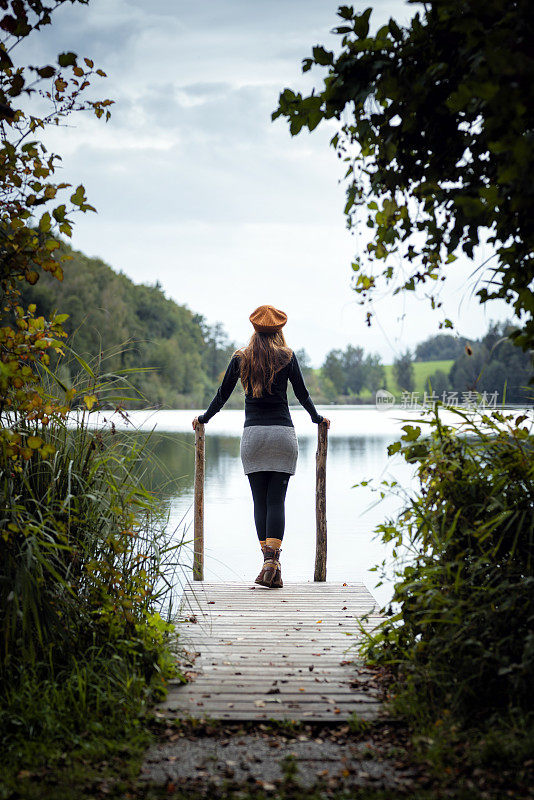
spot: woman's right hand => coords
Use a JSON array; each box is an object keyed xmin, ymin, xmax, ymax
[{"xmin": 321, "ymin": 418, "xmax": 331, "ymax": 429}]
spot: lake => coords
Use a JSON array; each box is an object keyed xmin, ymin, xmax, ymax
[
  {"xmin": 88, "ymin": 405, "xmax": 428, "ymax": 607},
  {"xmin": 86, "ymin": 404, "xmax": 532, "ymax": 608}
]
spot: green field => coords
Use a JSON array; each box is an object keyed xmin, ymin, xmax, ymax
[
  {"xmin": 385, "ymin": 359, "xmax": 454, "ymax": 394},
  {"xmin": 355, "ymin": 359, "xmax": 454, "ymax": 401}
]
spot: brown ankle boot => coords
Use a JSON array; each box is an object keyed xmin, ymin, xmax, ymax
[
  {"xmin": 255, "ymin": 546, "xmax": 283, "ymax": 588},
  {"xmin": 255, "ymin": 543, "xmax": 266, "ymax": 585}
]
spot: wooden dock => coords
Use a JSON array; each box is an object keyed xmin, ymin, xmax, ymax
[{"xmin": 159, "ymin": 582, "xmax": 384, "ymax": 723}]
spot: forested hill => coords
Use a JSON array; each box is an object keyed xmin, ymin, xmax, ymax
[
  {"xmin": 20, "ymin": 244, "xmax": 238, "ymax": 409},
  {"xmin": 18, "ymin": 243, "xmax": 533, "ymax": 409}
]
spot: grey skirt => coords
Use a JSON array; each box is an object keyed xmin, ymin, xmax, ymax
[{"xmin": 240, "ymin": 425, "xmax": 299, "ymax": 475}]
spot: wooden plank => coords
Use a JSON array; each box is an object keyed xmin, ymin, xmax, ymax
[
  {"xmin": 178, "ymin": 583, "xmax": 376, "ymax": 591},
  {"xmin": 180, "ymin": 606, "xmax": 375, "ymax": 611},
  {"xmin": 163, "ymin": 710, "xmax": 380, "ymax": 719},
  {"xmin": 159, "ymin": 582, "xmax": 384, "ymax": 722},
  {"xmin": 172, "ymin": 687, "xmax": 376, "ymax": 695},
  {"xmin": 179, "ymin": 584, "xmax": 375, "ymax": 591},
  {"xmin": 178, "ymin": 608, "xmax": 380, "ymax": 614},
  {"xmin": 171, "ymin": 664, "xmax": 370, "ymax": 672},
  {"xmin": 169, "ymin": 679, "xmax": 373, "ymax": 688},
  {"xmin": 163, "ymin": 702, "xmax": 380, "ymax": 712}
]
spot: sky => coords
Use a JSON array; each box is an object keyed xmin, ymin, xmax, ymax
[{"xmin": 24, "ymin": 0, "xmax": 512, "ymax": 366}]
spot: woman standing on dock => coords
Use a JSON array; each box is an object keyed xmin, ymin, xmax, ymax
[{"xmin": 192, "ymin": 304, "xmax": 330, "ymax": 588}]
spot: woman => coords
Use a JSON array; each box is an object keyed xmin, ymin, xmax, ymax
[{"xmin": 192, "ymin": 304, "xmax": 330, "ymax": 588}]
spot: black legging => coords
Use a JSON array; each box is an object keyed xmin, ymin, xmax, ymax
[{"xmin": 247, "ymin": 471, "xmax": 291, "ymax": 542}]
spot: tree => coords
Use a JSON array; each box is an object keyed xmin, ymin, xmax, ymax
[
  {"xmin": 1, "ymin": 1, "xmax": 112, "ymax": 459},
  {"xmin": 342, "ymin": 344, "xmax": 365, "ymax": 394},
  {"xmin": 294, "ymin": 347, "xmax": 312, "ymax": 376},
  {"xmin": 273, "ymin": 1, "xmax": 534, "ymax": 351},
  {"xmin": 363, "ymin": 352, "xmax": 386, "ymax": 395},
  {"xmin": 194, "ymin": 317, "xmax": 237, "ymax": 383},
  {"xmin": 319, "ymin": 375, "xmax": 338, "ymax": 403},
  {"xmin": 415, "ymin": 334, "xmax": 468, "ymax": 362},
  {"xmin": 393, "ymin": 350, "xmax": 415, "ymax": 393},
  {"xmin": 449, "ymin": 320, "xmax": 533, "ymax": 403},
  {"xmin": 426, "ymin": 369, "xmax": 451, "ymax": 397},
  {"xmin": 322, "ymin": 349, "xmax": 345, "ymax": 394},
  {"xmin": 20, "ymin": 243, "xmax": 235, "ymax": 408}
]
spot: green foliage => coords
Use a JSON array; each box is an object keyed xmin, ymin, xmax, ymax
[
  {"xmin": 0, "ymin": 4, "xmax": 181, "ymax": 785},
  {"xmin": 322, "ymin": 349, "xmax": 346, "ymax": 394},
  {"xmin": 18, "ymin": 244, "xmax": 238, "ymax": 409},
  {"xmin": 0, "ymin": 357, "xmax": 183, "ymax": 766},
  {"xmin": 449, "ymin": 320, "xmax": 533, "ymax": 403},
  {"xmin": 347, "ymin": 712, "xmax": 370, "ymax": 735},
  {"xmin": 393, "ymin": 350, "xmax": 414, "ymax": 392},
  {"xmin": 273, "ymin": 0, "xmax": 534, "ymax": 350},
  {"xmin": 1, "ymin": 0, "xmax": 112, "ymax": 468},
  {"xmin": 425, "ymin": 368, "xmax": 451, "ymax": 397},
  {"xmin": 386, "ymin": 321, "xmax": 533, "ymax": 402},
  {"xmin": 415, "ymin": 334, "xmax": 468, "ymax": 362},
  {"xmin": 382, "ymin": 359, "xmax": 454, "ymax": 398},
  {"xmin": 0, "ymin": 0, "xmax": 111, "ymax": 290},
  {"xmin": 321, "ymin": 344, "xmax": 385, "ymax": 397},
  {"xmin": 0, "ymin": 654, "xmax": 150, "ymax": 766},
  {"xmin": 199, "ymin": 319, "xmax": 236, "ymax": 383},
  {"xmin": 0, "ymin": 406, "xmax": 179, "ymax": 671},
  {"xmin": 362, "ymin": 407, "xmax": 534, "ymax": 721}
]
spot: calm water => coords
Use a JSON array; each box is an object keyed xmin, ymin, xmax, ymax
[
  {"xmin": 89, "ymin": 406, "xmax": 429, "ymax": 606},
  {"xmin": 87, "ymin": 404, "xmax": 533, "ymax": 607}
]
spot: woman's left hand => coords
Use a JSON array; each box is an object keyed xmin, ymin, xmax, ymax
[{"xmin": 192, "ymin": 416, "xmax": 200, "ymax": 430}]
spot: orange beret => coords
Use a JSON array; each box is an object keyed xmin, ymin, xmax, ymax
[{"xmin": 249, "ymin": 304, "xmax": 287, "ymax": 333}]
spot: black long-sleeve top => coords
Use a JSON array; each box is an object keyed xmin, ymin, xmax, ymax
[{"xmin": 198, "ymin": 351, "xmax": 324, "ymax": 428}]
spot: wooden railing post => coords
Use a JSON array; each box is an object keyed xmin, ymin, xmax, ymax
[
  {"xmin": 314, "ymin": 422, "xmax": 328, "ymax": 582},
  {"xmin": 193, "ymin": 422, "xmax": 205, "ymax": 581}
]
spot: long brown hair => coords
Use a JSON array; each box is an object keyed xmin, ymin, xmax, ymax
[{"xmin": 235, "ymin": 331, "xmax": 293, "ymax": 398}]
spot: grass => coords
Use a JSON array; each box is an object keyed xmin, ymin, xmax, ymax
[
  {"xmin": 384, "ymin": 359, "xmax": 454, "ymax": 395},
  {"xmin": 0, "ymin": 351, "xmax": 187, "ymax": 799},
  {"xmin": 0, "ymin": 729, "xmax": 148, "ymax": 800},
  {"xmin": 352, "ymin": 359, "xmax": 454, "ymax": 402},
  {"xmin": 0, "ymin": 652, "xmax": 160, "ymax": 799}
]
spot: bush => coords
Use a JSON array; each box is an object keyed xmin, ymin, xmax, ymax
[
  {"xmin": 0, "ymin": 366, "xmax": 183, "ymax": 765},
  {"xmin": 362, "ymin": 407, "xmax": 534, "ymax": 721},
  {"xmin": 1, "ymin": 413, "xmax": 173, "ymax": 667}
]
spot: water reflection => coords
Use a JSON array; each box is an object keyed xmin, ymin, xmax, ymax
[
  {"xmin": 90, "ymin": 405, "xmax": 532, "ymax": 607},
  {"xmin": 126, "ymin": 426, "xmax": 415, "ymax": 607}
]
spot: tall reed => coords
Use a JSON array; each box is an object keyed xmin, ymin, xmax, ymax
[{"xmin": 0, "ymin": 348, "xmax": 184, "ymax": 760}]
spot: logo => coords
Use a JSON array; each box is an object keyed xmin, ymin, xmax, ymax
[{"xmin": 375, "ymin": 389, "xmax": 395, "ymax": 411}]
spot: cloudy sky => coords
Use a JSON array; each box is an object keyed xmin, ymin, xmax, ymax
[{"xmin": 26, "ymin": 0, "xmax": 511, "ymax": 365}]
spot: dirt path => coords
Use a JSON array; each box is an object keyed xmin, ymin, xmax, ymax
[{"xmin": 140, "ymin": 719, "xmax": 421, "ymax": 796}]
